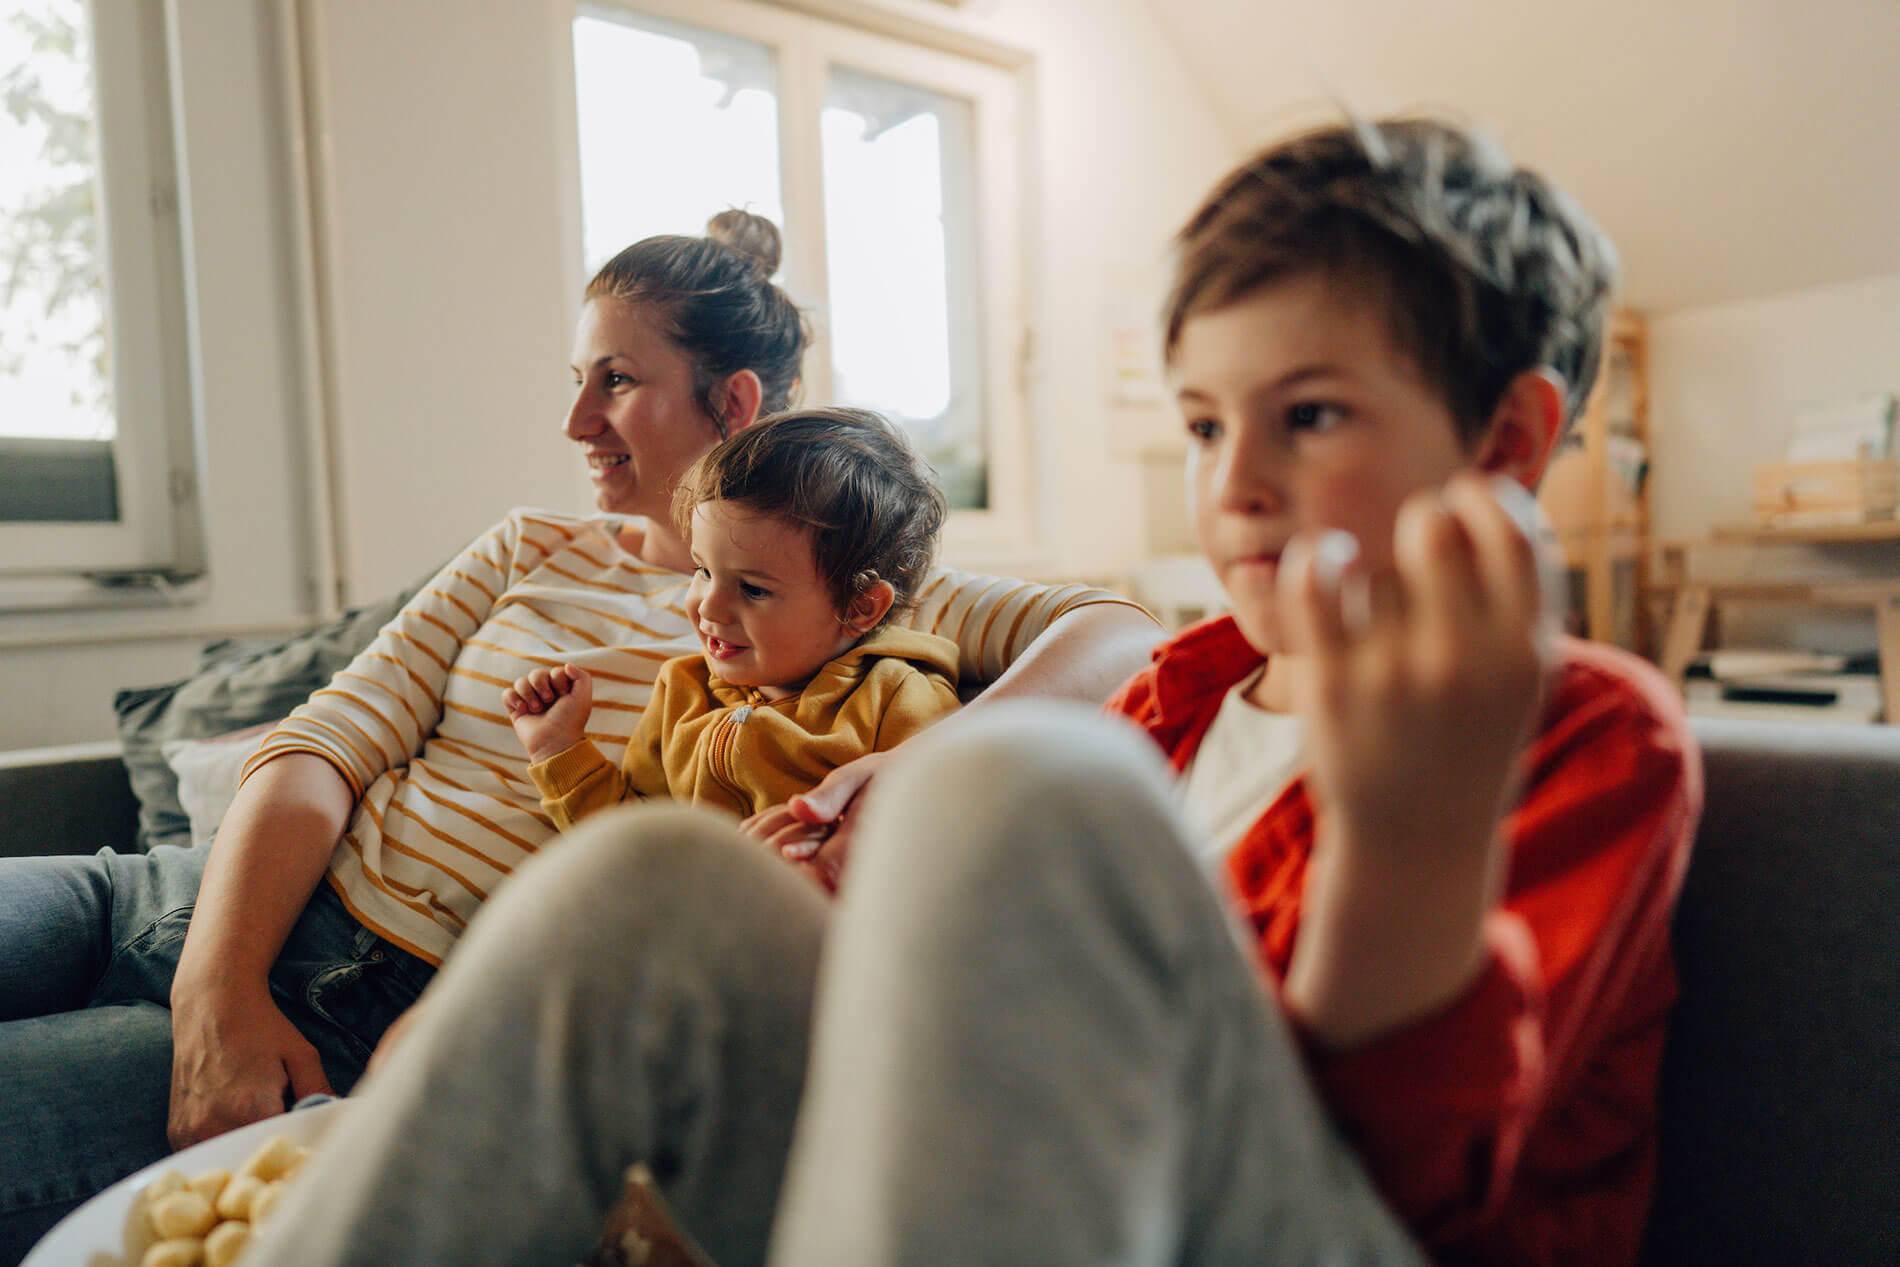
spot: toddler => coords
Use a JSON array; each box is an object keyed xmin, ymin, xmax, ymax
[{"xmin": 504, "ymin": 407, "xmax": 960, "ymax": 828}]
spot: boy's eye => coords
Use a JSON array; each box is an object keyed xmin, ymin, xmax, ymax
[
  {"xmin": 693, "ymin": 565, "xmax": 710, "ymax": 579},
  {"xmin": 1184, "ymin": 417, "xmax": 1221, "ymax": 443},
  {"xmin": 605, "ymin": 372, "xmax": 630, "ymax": 389},
  {"xmin": 1287, "ymin": 402, "xmax": 1345, "ymax": 432},
  {"xmin": 740, "ymin": 582, "xmax": 769, "ymax": 600}
]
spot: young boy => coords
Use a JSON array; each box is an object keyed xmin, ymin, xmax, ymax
[
  {"xmin": 769, "ymin": 117, "xmax": 1703, "ymax": 1265},
  {"xmin": 504, "ymin": 408, "xmax": 961, "ymax": 830}
]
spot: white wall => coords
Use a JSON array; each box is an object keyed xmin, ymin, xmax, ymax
[{"xmin": 1649, "ymin": 270, "xmax": 1900, "ymax": 651}]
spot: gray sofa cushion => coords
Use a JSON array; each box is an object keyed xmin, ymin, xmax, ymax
[
  {"xmin": 111, "ymin": 579, "xmax": 426, "ymax": 850},
  {"xmin": 1643, "ymin": 717, "xmax": 1900, "ymax": 1264}
]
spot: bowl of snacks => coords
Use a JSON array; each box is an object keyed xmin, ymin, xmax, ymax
[{"xmin": 23, "ymin": 1096, "xmax": 343, "ymax": 1267}]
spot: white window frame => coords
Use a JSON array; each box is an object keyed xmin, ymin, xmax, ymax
[
  {"xmin": 0, "ymin": 0, "xmax": 203, "ymax": 596},
  {"xmin": 569, "ymin": 0, "xmax": 1033, "ymax": 563}
]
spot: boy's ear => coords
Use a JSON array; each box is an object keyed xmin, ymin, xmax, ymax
[
  {"xmin": 842, "ymin": 578, "xmax": 896, "ymax": 635},
  {"xmin": 1473, "ymin": 368, "xmax": 1567, "ymax": 489},
  {"xmin": 716, "ymin": 369, "xmax": 765, "ymax": 436}
]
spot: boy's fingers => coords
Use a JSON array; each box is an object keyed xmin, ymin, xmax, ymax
[
  {"xmin": 1453, "ymin": 473, "xmax": 1553, "ymax": 642},
  {"xmin": 1391, "ymin": 490, "xmax": 1483, "ymax": 634},
  {"xmin": 1279, "ymin": 531, "xmax": 1351, "ymax": 653}
]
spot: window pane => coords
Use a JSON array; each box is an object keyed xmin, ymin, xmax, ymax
[
  {"xmin": 572, "ymin": 8, "xmax": 783, "ymax": 276},
  {"xmin": 823, "ymin": 66, "xmax": 985, "ymax": 510},
  {"xmin": 0, "ymin": 0, "xmax": 114, "ymax": 447}
]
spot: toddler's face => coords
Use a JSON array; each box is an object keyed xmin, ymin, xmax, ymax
[
  {"xmin": 1171, "ymin": 273, "xmax": 1479, "ymax": 656},
  {"xmin": 684, "ymin": 500, "xmax": 859, "ymax": 700}
]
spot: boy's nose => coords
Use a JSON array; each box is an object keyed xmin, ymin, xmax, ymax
[{"xmin": 1214, "ymin": 431, "xmax": 1283, "ymax": 514}]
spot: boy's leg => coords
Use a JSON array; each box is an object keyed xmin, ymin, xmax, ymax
[
  {"xmin": 245, "ymin": 804, "xmax": 828, "ymax": 1267},
  {"xmin": 770, "ymin": 703, "xmax": 1425, "ymax": 1267},
  {"xmin": 0, "ymin": 845, "xmax": 207, "ymax": 1264}
]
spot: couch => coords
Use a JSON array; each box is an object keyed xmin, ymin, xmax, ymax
[{"xmin": 3, "ymin": 716, "xmax": 1895, "ymax": 1263}]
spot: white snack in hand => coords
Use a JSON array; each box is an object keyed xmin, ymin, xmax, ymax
[
  {"xmin": 140, "ymin": 1236, "xmax": 206, "ymax": 1267},
  {"xmin": 149, "ymin": 1190, "xmax": 217, "ymax": 1240},
  {"xmin": 203, "ymin": 1220, "xmax": 252, "ymax": 1267}
]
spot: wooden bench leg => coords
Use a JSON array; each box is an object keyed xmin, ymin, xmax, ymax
[
  {"xmin": 1876, "ymin": 596, "xmax": 1900, "ymax": 724},
  {"xmin": 1659, "ymin": 586, "xmax": 1713, "ymax": 686}
]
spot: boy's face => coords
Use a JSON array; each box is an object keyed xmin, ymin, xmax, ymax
[
  {"xmin": 685, "ymin": 500, "xmax": 859, "ymax": 701},
  {"xmin": 1172, "ymin": 273, "xmax": 1479, "ymax": 656}
]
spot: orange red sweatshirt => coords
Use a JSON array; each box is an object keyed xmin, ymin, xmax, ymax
[{"xmin": 1107, "ymin": 615, "xmax": 1701, "ymax": 1266}]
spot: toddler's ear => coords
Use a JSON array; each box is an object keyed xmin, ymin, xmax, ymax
[
  {"xmin": 843, "ymin": 577, "xmax": 896, "ymax": 634},
  {"xmin": 1475, "ymin": 368, "xmax": 1566, "ymax": 488}
]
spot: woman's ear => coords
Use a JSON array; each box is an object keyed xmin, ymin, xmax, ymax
[
  {"xmin": 1474, "ymin": 368, "xmax": 1567, "ymax": 489},
  {"xmin": 842, "ymin": 578, "xmax": 896, "ymax": 636},
  {"xmin": 716, "ymin": 369, "xmax": 765, "ymax": 436}
]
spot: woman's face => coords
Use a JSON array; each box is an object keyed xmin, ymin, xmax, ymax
[{"xmin": 564, "ymin": 297, "xmax": 723, "ymax": 521}]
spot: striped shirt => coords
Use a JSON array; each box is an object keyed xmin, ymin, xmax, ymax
[{"xmin": 243, "ymin": 508, "xmax": 1149, "ymax": 965}]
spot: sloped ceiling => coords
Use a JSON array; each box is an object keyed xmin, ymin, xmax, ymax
[{"xmin": 1140, "ymin": 0, "xmax": 1900, "ymax": 312}]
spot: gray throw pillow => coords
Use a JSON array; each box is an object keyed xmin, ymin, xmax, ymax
[{"xmin": 113, "ymin": 574, "xmax": 430, "ymax": 850}]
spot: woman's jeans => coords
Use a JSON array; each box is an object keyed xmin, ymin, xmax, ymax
[{"xmin": 0, "ymin": 843, "xmax": 433, "ymax": 1263}]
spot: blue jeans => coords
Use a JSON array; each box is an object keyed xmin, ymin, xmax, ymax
[{"xmin": 0, "ymin": 844, "xmax": 434, "ymax": 1264}]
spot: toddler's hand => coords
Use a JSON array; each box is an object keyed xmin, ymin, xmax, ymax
[{"xmin": 503, "ymin": 664, "xmax": 593, "ymax": 764}]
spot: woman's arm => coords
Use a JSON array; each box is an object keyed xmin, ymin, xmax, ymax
[
  {"xmin": 960, "ymin": 600, "xmax": 1163, "ymax": 706},
  {"xmin": 168, "ymin": 752, "xmax": 356, "ymax": 1147}
]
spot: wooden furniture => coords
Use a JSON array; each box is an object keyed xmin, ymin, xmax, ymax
[
  {"xmin": 1539, "ymin": 311, "xmax": 1651, "ymax": 651},
  {"xmin": 1652, "ymin": 521, "xmax": 1900, "ymax": 723}
]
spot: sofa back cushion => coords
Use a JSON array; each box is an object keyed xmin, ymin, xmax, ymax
[{"xmin": 1643, "ymin": 717, "xmax": 1900, "ymax": 1264}]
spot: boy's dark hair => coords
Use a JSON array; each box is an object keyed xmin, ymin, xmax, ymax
[
  {"xmin": 1164, "ymin": 117, "xmax": 1619, "ymax": 443},
  {"xmin": 673, "ymin": 407, "xmax": 947, "ymax": 625},
  {"xmin": 586, "ymin": 210, "xmax": 809, "ymax": 432}
]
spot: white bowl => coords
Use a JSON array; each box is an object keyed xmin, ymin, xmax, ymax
[{"xmin": 23, "ymin": 1098, "xmax": 347, "ymax": 1267}]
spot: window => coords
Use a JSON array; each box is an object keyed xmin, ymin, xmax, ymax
[
  {"xmin": 572, "ymin": 0, "xmax": 1028, "ymax": 555},
  {"xmin": 0, "ymin": 0, "xmax": 199, "ymax": 592}
]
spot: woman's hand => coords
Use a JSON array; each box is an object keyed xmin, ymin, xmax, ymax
[
  {"xmin": 504, "ymin": 664, "xmax": 592, "ymax": 763},
  {"xmin": 168, "ymin": 976, "xmax": 333, "ymax": 1149},
  {"xmin": 740, "ymin": 750, "xmax": 892, "ymax": 892}
]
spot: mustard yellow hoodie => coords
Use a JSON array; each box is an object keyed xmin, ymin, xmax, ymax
[{"xmin": 528, "ymin": 625, "xmax": 960, "ymax": 827}]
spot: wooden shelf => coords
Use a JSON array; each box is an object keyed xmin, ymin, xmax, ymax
[{"xmin": 1710, "ymin": 519, "xmax": 1900, "ymax": 545}]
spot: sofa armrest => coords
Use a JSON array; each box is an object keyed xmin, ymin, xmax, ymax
[{"xmin": 0, "ymin": 741, "xmax": 140, "ymax": 859}]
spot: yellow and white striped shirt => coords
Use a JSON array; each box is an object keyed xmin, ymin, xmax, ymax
[{"xmin": 243, "ymin": 508, "xmax": 1148, "ymax": 965}]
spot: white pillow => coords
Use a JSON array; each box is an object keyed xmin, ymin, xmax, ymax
[{"xmin": 162, "ymin": 727, "xmax": 272, "ymax": 847}]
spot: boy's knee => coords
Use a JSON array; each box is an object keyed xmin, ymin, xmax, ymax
[
  {"xmin": 877, "ymin": 702, "xmax": 1171, "ymax": 824},
  {"xmin": 856, "ymin": 702, "xmax": 1181, "ymax": 893},
  {"xmin": 479, "ymin": 803, "xmax": 815, "ymax": 960}
]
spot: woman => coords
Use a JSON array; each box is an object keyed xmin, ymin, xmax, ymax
[{"xmin": 0, "ymin": 211, "xmax": 1159, "ymax": 1262}]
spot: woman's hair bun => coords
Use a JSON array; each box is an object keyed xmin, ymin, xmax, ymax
[{"xmin": 705, "ymin": 208, "xmax": 781, "ymax": 278}]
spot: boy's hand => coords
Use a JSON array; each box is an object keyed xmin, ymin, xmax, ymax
[
  {"xmin": 503, "ymin": 664, "xmax": 593, "ymax": 764},
  {"xmin": 1279, "ymin": 473, "xmax": 1555, "ymax": 1046}
]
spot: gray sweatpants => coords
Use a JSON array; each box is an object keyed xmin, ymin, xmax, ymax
[{"xmin": 247, "ymin": 703, "xmax": 1423, "ymax": 1266}]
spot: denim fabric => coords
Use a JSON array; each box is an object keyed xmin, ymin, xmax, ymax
[{"xmin": 0, "ymin": 846, "xmax": 433, "ymax": 1265}]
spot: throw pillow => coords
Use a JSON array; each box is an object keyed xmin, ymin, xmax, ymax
[{"xmin": 113, "ymin": 573, "xmax": 430, "ymax": 850}]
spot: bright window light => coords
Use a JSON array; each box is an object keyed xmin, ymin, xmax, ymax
[
  {"xmin": 0, "ymin": 0, "xmax": 114, "ymax": 443},
  {"xmin": 572, "ymin": 12, "xmax": 783, "ymax": 275}
]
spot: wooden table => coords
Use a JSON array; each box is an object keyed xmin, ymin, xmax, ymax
[{"xmin": 1652, "ymin": 521, "xmax": 1900, "ymax": 723}]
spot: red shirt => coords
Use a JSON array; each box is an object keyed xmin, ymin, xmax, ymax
[{"xmin": 1108, "ymin": 616, "xmax": 1701, "ymax": 1266}]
